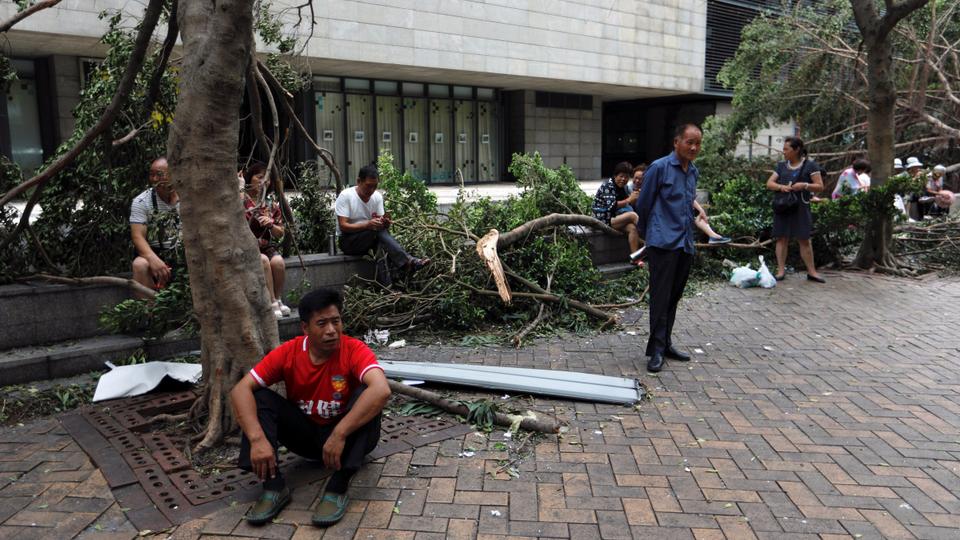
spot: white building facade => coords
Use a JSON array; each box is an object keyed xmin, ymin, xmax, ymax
[{"xmin": 1, "ymin": 0, "xmax": 782, "ymax": 183}]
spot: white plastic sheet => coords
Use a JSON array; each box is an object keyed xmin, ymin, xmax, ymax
[{"xmin": 93, "ymin": 361, "xmax": 202, "ymax": 402}]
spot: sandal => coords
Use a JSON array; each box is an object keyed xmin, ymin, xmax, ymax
[{"xmin": 408, "ymin": 257, "xmax": 430, "ymax": 273}]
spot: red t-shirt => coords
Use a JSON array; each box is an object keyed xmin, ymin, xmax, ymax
[{"xmin": 249, "ymin": 335, "xmax": 382, "ymax": 425}]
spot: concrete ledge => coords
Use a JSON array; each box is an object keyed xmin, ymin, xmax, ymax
[
  {"xmin": 576, "ymin": 229, "xmax": 632, "ymax": 267},
  {"xmin": 0, "ymin": 312, "xmax": 306, "ymax": 386},
  {"xmin": 0, "ymin": 253, "xmax": 374, "ymax": 351}
]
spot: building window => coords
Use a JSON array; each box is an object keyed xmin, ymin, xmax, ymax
[
  {"xmin": 535, "ymin": 91, "xmax": 592, "ymax": 110},
  {"xmin": 4, "ymin": 59, "xmax": 44, "ymax": 175},
  {"xmin": 312, "ymin": 77, "xmax": 501, "ymax": 183}
]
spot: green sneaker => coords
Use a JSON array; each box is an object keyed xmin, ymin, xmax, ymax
[
  {"xmin": 245, "ymin": 487, "xmax": 291, "ymax": 525},
  {"xmin": 311, "ymin": 492, "xmax": 349, "ymax": 526}
]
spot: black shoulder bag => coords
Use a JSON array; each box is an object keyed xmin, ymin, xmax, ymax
[{"xmin": 772, "ymin": 160, "xmax": 808, "ymax": 215}]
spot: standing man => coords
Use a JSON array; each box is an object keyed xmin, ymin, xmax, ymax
[
  {"xmin": 230, "ymin": 288, "xmax": 391, "ymax": 527},
  {"xmin": 335, "ymin": 165, "xmax": 429, "ymax": 286},
  {"xmin": 634, "ymin": 124, "xmax": 708, "ymax": 373},
  {"xmin": 130, "ymin": 157, "xmax": 180, "ymax": 297}
]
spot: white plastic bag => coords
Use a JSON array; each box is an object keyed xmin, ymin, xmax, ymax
[
  {"xmin": 730, "ymin": 264, "xmax": 760, "ymax": 288},
  {"xmin": 757, "ymin": 255, "xmax": 776, "ymax": 288}
]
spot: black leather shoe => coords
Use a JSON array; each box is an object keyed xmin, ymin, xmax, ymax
[
  {"xmin": 664, "ymin": 346, "xmax": 690, "ymax": 361},
  {"xmin": 807, "ymin": 274, "xmax": 826, "ymax": 283},
  {"xmin": 646, "ymin": 352, "xmax": 665, "ymax": 373}
]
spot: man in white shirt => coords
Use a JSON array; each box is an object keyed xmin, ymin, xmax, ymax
[
  {"xmin": 334, "ymin": 165, "xmax": 428, "ymax": 285},
  {"xmin": 130, "ymin": 157, "xmax": 180, "ymax": 297}
]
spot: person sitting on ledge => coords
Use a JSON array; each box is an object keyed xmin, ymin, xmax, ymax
[
  {"xmin": 130, "ymin": 157, "xmax": 180, "ymax": 298},
  {"xmin": 335, "ymin": 164, "xmax": 429, "ymax": 285},
  {"xmin": 230, "ymin": 288, "xmax": 391, "ymax": 527},
  {"xmin": 242, "ymin": 162, "xmax": 289, "ymax": 318},
  {"xmin": 592, "ymin": 161, "xmax": 643, "ymax": 265}
]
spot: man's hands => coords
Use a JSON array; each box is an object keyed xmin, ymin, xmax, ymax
[
  {"xmin": 625, "ymin": 190, "xmax": 639, "ymax": 205},
  {"xmin": 146, "ymin": 253, "xmax": 171, "ymax": 287},
  {"xmin": 323, "ymin": 431, "xmax": 346, "ymax": 470},
  {"xmin": 367, "ymin": 213, "xmax": 392, "ymax": 231},
  {"xmin": 250, "ymin": 437, "xmax": 277, "ymax": 481}
]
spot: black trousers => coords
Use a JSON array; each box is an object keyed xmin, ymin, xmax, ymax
[
  {"xmin": 645, "ymin": 246, "xmax": 694, "ymax": 356},
  {"xmin": 339, "ymin": 229, "xmax": 411, "ymax": 268},
  {"xmin": 238, "ymin": 387, "xmax": 381, "ymax": 488}
]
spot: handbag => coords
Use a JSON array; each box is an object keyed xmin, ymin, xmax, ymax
[
  {"xmin": 772, "ymin": 160, "xmax": 809, "ymax": 215},
  {"xmin": 773, "ymin": 190, "xmax": 799, "ymax": 215}
]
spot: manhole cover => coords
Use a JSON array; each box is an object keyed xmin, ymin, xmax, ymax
[{"xmin": 61, "ymin": 390, "xmax": 472, "ymax": 530}]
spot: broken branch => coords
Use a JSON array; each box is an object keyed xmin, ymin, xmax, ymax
[
  {"xmin": 0, "ymin": 0, "xmax": 62, "ymax": 33},
  {"xmin": 24, "ymin": 273, "xmax": 157, "ymax": 299},
  {"xmin": 387, "ymin": 380, "xmax": 560, "ymax": 434}
]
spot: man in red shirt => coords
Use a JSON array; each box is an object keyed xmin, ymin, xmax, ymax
[{"xmin": 230, "ymin": 288, "xmax": 391, "ymax": 527}]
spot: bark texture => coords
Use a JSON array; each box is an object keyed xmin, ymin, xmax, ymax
[
  {"xmin": 849, "ymin": 0, "xmax": 931, "ymax": 269},
  {"xmin": 166, "ymin": 0, "xmax": 279, "ymax": 451}
]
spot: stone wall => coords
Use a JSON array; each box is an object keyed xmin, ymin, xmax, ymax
[
  {"xmin": 0, "ymin": 254, "xmax": 374, "ymax": 351},
  {"xmin": 521, "ymin": 91, "xmax": 603, "ymax": 180},
  {"xmin": 2, "ymin": 1, "xmax": 708, "ymax": 99}
]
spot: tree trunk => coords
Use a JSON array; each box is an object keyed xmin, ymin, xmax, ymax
[
  {"xmin": 863, "ymin": 37, "xmax": 896, "ymax": 189},
  {"xmin": 849, "ymin": 0, "xmax": 931, "ymax": 269},
  {"xmin": 853, "ymin": 35, "xmax": 897, "ymax": 269},
  {"xmin": 167, "ymin": 0, "xmax": 279, "ymax": 452}
]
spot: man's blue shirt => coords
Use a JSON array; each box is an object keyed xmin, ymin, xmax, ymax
[{"xmin": 633, "ymin": 151, "xmax": 697, "ymax": 254}]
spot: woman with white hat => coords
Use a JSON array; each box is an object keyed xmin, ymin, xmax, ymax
[
  {"xmin": 893, "ymin": 158, "xmax": 904, "ymax": 174},
  {"xmin": 925, "ymin": 165, "xmax": 955, "ymax": 216}
]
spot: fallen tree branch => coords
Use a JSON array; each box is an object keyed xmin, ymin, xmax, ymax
[
  {"xmin": 513, "ymin": 301, "xmax": 547, "ymax": 348},
  {"xmin": 24, "ymin": 273, "xmax": 156, "ymax": 299},
  {"xmin": 461, "ymin": 280, "xmax": 616, "ymax": 326},
  {"xmin": 496, "ymin": 213, "xmax": 622, "ymax": 249},
  {"xmin": 500, "ymin": 265, "xmax": 617, "ymax": 327},
  {"xmin": 476, "ymin": 229, "xmax": 511, "ymax": 303},
  {"xmin": 387, "ymin": 380, "xmax": 560, "ymax": 434},
  {"xmin": 112, "ymin": 0, "xmax": 179, "ymax": 147},
  {"xmin": 695, "ymin": 238, "xmax": 775, "ymax": 249},
  {"xmin": 0, "ymin": 0, "xmax": 164, "ymax": 244},
  {"xmin": 0, "ymin": 0, "xmax": 62, "ymax": 33},
  {"xmin": 257, "ymin": 59, "xmax": 344, "ymax": 193}
]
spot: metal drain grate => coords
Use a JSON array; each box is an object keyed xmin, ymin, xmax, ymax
[{"xmin": 61, "ymin": 390, "xmax": 472, "ymax": 531}]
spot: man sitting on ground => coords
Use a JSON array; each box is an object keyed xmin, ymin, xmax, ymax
[
  {"xmin": 335, "ymin": 165, "xmax": 429, "ymax": 285},
  {"xmin": 130, "ymin": 157, "xmax": 180, "ymax": 298},
  {"xmin": 230, "ymin": 288, "xmax": 391, "ymax": 527}
]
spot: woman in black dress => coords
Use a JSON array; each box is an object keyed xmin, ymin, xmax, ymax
[{"xmin": 765, "ymin": 136, "xmax": 826, "ymax": 282}]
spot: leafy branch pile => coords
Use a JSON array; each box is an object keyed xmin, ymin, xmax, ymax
[{"xmin": 343, "ymin": 152, "xmax": 648, "ymax": 343}]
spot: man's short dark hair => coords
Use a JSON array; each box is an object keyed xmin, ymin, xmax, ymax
[
  {"xmin": 298, "ymin": 288, "xmax": 344, "ymax": 322},
  {"xmin": 674, "ymin": 123, "xmax": 701, "ymax": 140},
  {"xmin": 852, "ymin": 158, "xmax": 871, "ymax": 173},
  {"xmin": 358, "ymin": 165, "xmax": 379, "ymax": 182},
  {"xmin": 613, "ymin": 161, "xmax": 633, "ymax": 176}
]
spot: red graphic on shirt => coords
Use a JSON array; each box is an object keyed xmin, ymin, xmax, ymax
[{"xmin": 249, "ymin": 335, "xmax": 382, "ymax": 425}]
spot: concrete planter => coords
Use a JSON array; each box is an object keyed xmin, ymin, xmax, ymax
[{"xmin": 0, "ymin": 253, "xmax": 374, "ymax": 352}]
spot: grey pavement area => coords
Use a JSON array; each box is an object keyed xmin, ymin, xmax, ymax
[{"xmin": 1, "ymin": 270, "xmax": 959, "ymax": 539}]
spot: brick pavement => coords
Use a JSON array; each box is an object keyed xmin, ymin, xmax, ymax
[{"xmin": 1, "ymin": 270, "xmax": 959, "ymax": 539}]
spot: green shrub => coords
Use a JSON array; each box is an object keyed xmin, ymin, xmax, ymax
[
  {"xmin": 709, "ymin": 174, "xmax": 773, "ymax": 241},
  {"xmin": 290, "ymin": 161, "xmax": 336, "ymax": 254}
]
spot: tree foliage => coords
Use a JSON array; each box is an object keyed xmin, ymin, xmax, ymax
[{"xmin": 712, "ymin": 0, "xmax": 958, "ymax": 171}]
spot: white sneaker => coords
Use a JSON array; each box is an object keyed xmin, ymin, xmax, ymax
[
  {"xmin": 278, "ymin": 300, "xmax": 291, "ymax": 316},
  {"xmin": 272, "ymin": 301, "xmax": 284, "ymax": 318}
]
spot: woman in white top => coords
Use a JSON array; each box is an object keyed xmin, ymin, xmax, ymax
[{"xmin": 832, "ymin": 159, "xmax": 871, "ymax": 199}]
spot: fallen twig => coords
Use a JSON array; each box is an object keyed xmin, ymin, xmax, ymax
[
  {"xmin": 387, "ymin": 380, "xmax": 561, "ymax": 434},
  {"xmin": 24, "ymin": 273, "xmax": 156, "ymax": 299}
]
